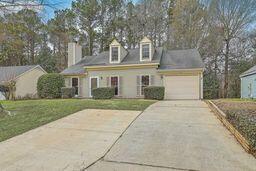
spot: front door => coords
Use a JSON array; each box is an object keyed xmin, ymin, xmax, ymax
[
  {"xmin": 90, "ymin": 77, "xmax": 99, "ymax": 97},
  {"xmin": 72, "ymin": 78, "xmax": 79, "ymax": 96},
  {"xmin": 111, "ymin": 76, "xmax": 119, "ymax": 95}
]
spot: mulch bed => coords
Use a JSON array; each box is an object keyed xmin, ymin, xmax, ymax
[{"xmin": 212, "ymin": 99, "xmax": 256, "ymax": 157}]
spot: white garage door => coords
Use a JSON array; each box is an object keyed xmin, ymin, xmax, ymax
[{"xmin": 163, "ymin": 75, "xmax": 200, "ymax": 100}]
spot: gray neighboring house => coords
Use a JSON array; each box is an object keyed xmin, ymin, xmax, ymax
[
  {"xmin": 0, "ymin": 65, "xmax": 47, "ymax": 99},
  {"xmin": 240, "ymin": 65, "xmax": 256, "ymax": 99},
  {"xmin": 61, "ymin": 37, "xmax": 204, "ymax": 100}
]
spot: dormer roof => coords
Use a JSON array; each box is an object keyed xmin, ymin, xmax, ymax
[
  {"xmin": 110, "ymin": 39, "xmax": 121, "ymax": 46},
  {"xmin": 140, "ymin": 36, "xmax": 152, "ymax": 43}
]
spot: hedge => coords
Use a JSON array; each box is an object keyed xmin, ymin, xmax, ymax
[
  {"xmin": 144, "ymin": 86, "xmax": 165, "ymax": 100},
  {"xmin": 37, "ymin": 73, "xmax": 65, "ymax": 98},
  {"xmin": 226, "ymin": 111, "xmax": 256, "ymax": 151},
  {"xmin": 92, "ymin": 87, "xmax": 115, "ymax": 99},
  {"xmin": 61, "ymin": 87, "xmax": 75, "ymax": 99}
]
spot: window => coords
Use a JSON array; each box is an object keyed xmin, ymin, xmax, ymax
[
  {"xmin": 71, "ymin": 77, "xmax": 79, "ymax": 96},
  {"xmin": 141, "ymin": 75, "xmax": 150, "ymax": 95},
  {"xmin": 111, "ymin": 47, "xmax": 119, "ymax": 62},
  {"xmin": 111, "ymin": 76, "xmax": 119, "ymax": 95},
  {"xmin": 142, "ymin": 44, "xmax": 150, "ymax": 60}
]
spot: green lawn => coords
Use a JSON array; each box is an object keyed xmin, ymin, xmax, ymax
[{"xmin": 0, "ymin": 99, "xmax": 156, "ymax": 142}]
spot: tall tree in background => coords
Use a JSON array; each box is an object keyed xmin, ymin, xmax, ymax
[
  {"xmin": 210, "ymin": 0, "xmax": 256, "ymax": 97},
  {"xmin": 171, "ymin": 0, "xmax": 207, "ymax": 49},
  {"xmin": 16, "ymin": 9, "xmax": 43, "ymax": 64},
  {"xmin": 47, "ymin": 9, "xmax": 76, "ymax": 71},
  {"xmin": 72, "ymin": 0, "xmax": 99, "ymax": 55}
]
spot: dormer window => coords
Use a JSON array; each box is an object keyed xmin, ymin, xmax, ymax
[
  {"xmin": 142, "ymin": 44, "xmax": 150, "ymax": 60},
  {"xmin": 109, "ymin": 39, "xmax": 127, "ymax": 64},
  {"xmin": 140, "ymin": 37, "xmax": 153, "ymax": 62},
  {"xmin": 111, "ymin": 46, "xmax": 119, "ymax": 62}
]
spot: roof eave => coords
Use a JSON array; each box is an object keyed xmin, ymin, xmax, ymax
[
  {"xmin": 239, "ymin": 71, "xmax": 256, "ymax": 78},
  {"xmin": 157, "ymin": 68, "xmax": 204, "ymax": 73},
  {"xmin": 61, "ymin": 73, "xmax": 87, "ymax": 76}
]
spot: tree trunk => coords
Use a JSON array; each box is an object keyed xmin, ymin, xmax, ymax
[
  {"xmin": 223, "ymin": 39, "xmax": 229, "ymax": 98},
  {"xmin": 88, "ymin": 27, "xmax": 94, "ymax": 56}
]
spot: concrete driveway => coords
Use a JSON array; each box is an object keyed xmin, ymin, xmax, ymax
[
  {"xmin": 88, "ymin": 101, "xmax": 256, "ymax": 171},
  {"xmin": 0, "ymin": 109, "xmax": 141, "ymax": 171}
]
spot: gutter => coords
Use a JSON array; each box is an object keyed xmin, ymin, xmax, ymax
[
  {"xmin": 157, "ymin": 68, "xmax": 204, "ymax": 73},
  {"xmin": 84, "ymin": 63, "xmax": 159, "ymax": 71}
]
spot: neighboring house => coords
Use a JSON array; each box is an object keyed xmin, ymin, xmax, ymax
[
  {"xmin": 240, "ymin": 65, "xmax": 256, "ymax": 99},
  {"xmin": 0, "ymin": 65, "xmax": 47, "ymax": 99},
  {"xmin": 61, "ymin": 37, "xmax": 204, "ymax": 100}
]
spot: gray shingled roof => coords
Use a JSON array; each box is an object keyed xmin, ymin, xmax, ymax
[
  {"xmin": 0, "ymin": 65, "xmax": 38, "ymax": 83},
  {"xmin": 240, "ymin": 65, "xmax": 256, "ymax": 78},
  {"xmin": 61, "ymin": 48, "xmax": 203, "ymax": 75},
  {"xmin": 159, "ymin": 49, "xmax": 204, "ymax": 70}
]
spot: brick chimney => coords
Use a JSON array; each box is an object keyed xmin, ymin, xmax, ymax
[{"xmin": 68, "ymin": 42, "xmax": 82, "ymax": 67}]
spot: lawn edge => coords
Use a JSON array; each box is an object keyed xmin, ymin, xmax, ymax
[{"xmin": 206, "ymin": 100, "xmax": 255, "ymax": 156}]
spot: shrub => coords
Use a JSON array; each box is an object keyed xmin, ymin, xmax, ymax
[
  {"xmin": 37, "ymin": 73, "xmax": 65, "ymax": 98},
  {"xmin": 92, "ymin": 87, "xmax": 115, "ymax": 99},
  {"xmin": 144, "ymin": 86, "xmax": 165, "ymax": 100},
  {"xmin": 61, "ymin": 87, "xmax": 75, "ymax": 99},
  {"xmin": 226, "ymin": 111, "xmax": 256, "ymax": 152}
]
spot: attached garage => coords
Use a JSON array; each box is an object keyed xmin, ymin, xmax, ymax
[
  {"xmin": 158, "ymin": 49, "xmax": 204, "ymax": 100},
  {"xmin": 163, "ymin": 75, "xmax": 202, "ymax": 100}
]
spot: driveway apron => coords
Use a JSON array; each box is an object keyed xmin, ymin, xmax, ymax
[
  {"xmin": 89, "ymin": 101, "xmax": 256, "ymax": 171},
  {"xmin": 0, "ymin": 109, "xmax": 141, "ymax": 171}
]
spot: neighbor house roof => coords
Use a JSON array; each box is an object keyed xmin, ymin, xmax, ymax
[
  {"xmin": 240, "ymin": 65, "xmax": 256, "ymax": 78},
  {"xmin": 61, "ymin": 48, "xmax": 203, "ymax": 75},
  {"xmin": 0, "ymin": 65, "xmax": 45, "ymax": 83}
]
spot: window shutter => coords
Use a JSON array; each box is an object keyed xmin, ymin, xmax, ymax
[
  {"xmin": 68, "ymin": 78, "xmax": 71, "ymax": 87},
  {"xmin": 136, "ymin": 76, "xmax": 140, "ymax": 96},
  {"xmin": 118, "ymin": 76, "xmax": 122, "ymax": 96},
  {"xmin": 79, "ymin": 78, "xmax": 82, "ymax": 96},
  {"xmin": 150, "ymin": 75, "xmax": 154, "ymax": 86},
  {"xmin": 106, "ymin": 77, "xmax": 110, "ymax": 87}
]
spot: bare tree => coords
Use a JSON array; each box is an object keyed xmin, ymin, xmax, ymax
[{"xmin": 210, "ymin": 0, "xmax": 256, "ymax": 97}]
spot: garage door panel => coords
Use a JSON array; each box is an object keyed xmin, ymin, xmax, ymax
[{"xmin": 164, "ymin": 76, "xmax": 200, "ymax": 100}]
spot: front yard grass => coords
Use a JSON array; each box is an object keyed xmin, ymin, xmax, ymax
[
  {"xmin": 0, "ymin": 99, "xmax": 156, "ymax": 142},
  {"xmin": 212, "ymin": 99, "xmax": 256, "ymax": 156}
]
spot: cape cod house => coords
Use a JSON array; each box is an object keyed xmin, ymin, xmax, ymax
[{"xmin": 61, "ymin": 37, "xmax": 204, "ymax": 100}]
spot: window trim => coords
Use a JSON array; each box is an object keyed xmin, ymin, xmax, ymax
[
  {"xmin": 139, "ymin": 75, "xmax": 151, "ymax": 96},
  {"xmin": 89, "ymin": 76, "xmax": 99, "ymax": 97},
  {"xmin": 109, "ymin": 45, "xmax": 120, "ymax": 63},
  {"xmin": 140, "ymin": 43, "xmax": 151, "ymax": 62},
  {"xmin": 110, "ymin": 75, "xmax": 120, "ymax": 96},
  {"xmin": 71, "ymin": 77, "xmax": 79, "ymax": 96}
]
